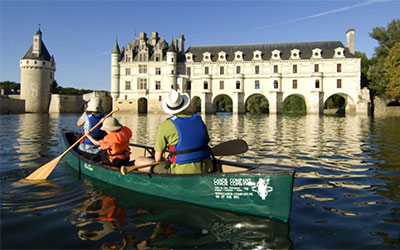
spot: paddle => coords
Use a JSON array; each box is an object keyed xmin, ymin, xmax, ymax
[
  {"xmin": 120, "ymin": 161, "xmax": 168, "ymax": 176},
  {"xmin": 120, "ymin": 139, "xmax": 248, "ymax": 175},
  {"xmin": 26, "ymin": 108, "xmax": 119, "ymax": 180}
]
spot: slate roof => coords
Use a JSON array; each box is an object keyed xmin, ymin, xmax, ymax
[
  {"xmin": 22, "ymin": 41, "xmax": 52, "ymax": 61},
  {"xmin": 185, "ymin": 41, "xmax": 356, "ymax": 62}
]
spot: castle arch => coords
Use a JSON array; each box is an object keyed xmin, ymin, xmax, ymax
[
  {"xmin": 138, "ymin": 97, "xmax": 148, "ymax": 114},
  {"xmin": 324, "ymin": 93, "xmax": 355, "ymax": 115},
  {"xmin": 245, "ymin": 94, "xmax": 269, "ymax": 114},
  {"xmin": 188, "ymin": 96, "xmax": 201, "ymax": 113},
  {"xmin": 282, "ymin": 94, "xmax": 307, "ymax": 114},
  {"xmin": 212, "ymin": 94, "xmax": 233, "ymax": 113}
]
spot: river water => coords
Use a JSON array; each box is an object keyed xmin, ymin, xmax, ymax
[{"xmin": 1, "ymin": 113, "xmax": 399, "ymax": 249}]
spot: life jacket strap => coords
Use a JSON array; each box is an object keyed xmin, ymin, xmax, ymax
[{"xmin": 169, "ymin": 145, "xmax": 209, "ymax": 156}]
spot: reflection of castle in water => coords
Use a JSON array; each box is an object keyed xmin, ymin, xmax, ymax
[{"xmin": 15, "ymin": 114, "xmax": 52, "ymax": 167}]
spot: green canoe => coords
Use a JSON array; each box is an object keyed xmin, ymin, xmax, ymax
[{"xmin": 62, "ymin": 132, "xmax": 295, "ymax": 222}]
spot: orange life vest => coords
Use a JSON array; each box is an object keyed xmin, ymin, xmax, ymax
[{"xmin": 103, "ymin": 126, "xmax": 132, "ymax": 162}]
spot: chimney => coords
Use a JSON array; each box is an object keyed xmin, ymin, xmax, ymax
[
  {"xmin": 151, "ymin": 31, "xmax": 158, "ymax": 46},
  {"xmin": 178, "ymin": 34, "xmax": 185, "ymax": 52},
  {"xmin": 346, "ymin": 29, "xmax": 355, "ymax": 54}
]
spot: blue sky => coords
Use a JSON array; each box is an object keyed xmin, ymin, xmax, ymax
[{"xmin": 1, "ymin": 0, "xmax": 399, "ymax": 91}]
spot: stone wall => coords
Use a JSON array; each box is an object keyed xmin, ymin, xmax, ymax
[
  {"xmin": 0, "ymin": 96, "xmax": 25, "ymax": 114},
  {"xmin": 49, "ymin": 94, "xmax": 85, "ymax": 113},
  {"xmin": 374, "ymin": 97, "xmax": 400, "ymax": 117}
]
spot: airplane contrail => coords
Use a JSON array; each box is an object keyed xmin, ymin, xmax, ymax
[{"xmin": 253, "ymin": 0, "xmax": 390, "ymax": 31}]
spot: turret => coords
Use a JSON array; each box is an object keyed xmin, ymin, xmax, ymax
[
  {"xmin": 346, "ymin": 29, "xmax": 355, "ymax": 54},
  {"xmin": 20, "ymin": 29, "xmax": 55, "ymax": 113},
  {"xmin": 166, "ymin": 40, "xmax": 177, "ymax": 89},
  {"xmin": 111, "ymin": 40, "xmax": 121, "ymax": 101}
]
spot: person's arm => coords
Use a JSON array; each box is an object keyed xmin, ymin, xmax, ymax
[
  {"xmin": 154, "ymin": 151, "xmax": 164, "ymax": 162},
  {"xmin": 77, "ymin": 112, "xmax": 87, "ymax": 127},
  {"xmin": 86, "ymin": 134, "xmax": 100, "ymax": 146}
]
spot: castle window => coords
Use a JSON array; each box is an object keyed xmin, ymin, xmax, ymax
[
  {"xmin": 315, "ymin": 79, "xmax": 320, "ymax": 88},
  {"xmin": 187, "ymin": 81, "xmax": 191, "ymax": 90},
  {"xmin": 125, "ymin": 68, "xmax": 131, "ymax": 75},
  {"xmin": 314, "ymin": 64, "xmax": 319, "ymax": 72},
  {"xmin": 220, "ymin": 66, "xmax": 224, "ymax": 75},
  {"xmin": 139, "ymin": 65, "xmax": 147, "ymax": 74},
  {"xmin": 337, "ymin": 64, "xmax": 342, "ymax": 72},
  {"xmin": 186, "ymin": 67, "xmax": 191, "ymax": 75},
  {"xmin": 290, "ymin": 49, "xmax": 300, "ymax": 59},
  {"xmin": 159, "ymin": 96, "xmax": 162, "ymax": 101},
  {"xmin": 255, "ymin": 80, "xmax": 260, "ymax": 89},
  {"xmin": 156, "ymin": 68, "xmax": 161, "ymax": 75},
  {"xmin": 236, "ymin": 66, "xmax": 241, "ymax": 74},
  {"xmin": 253, "ymin": 50, "xmax": 262, "ymax": 60},
  {"xmin": 126, "ymin": 55, "xmax": 131, "ymax": 62},
  {"xmin": 125, "ymin": 81, "xmax": 131, "ymax": 90},
  {"xmin": 205, "ymin": 66, "xmax": 209, "ymax": 75},
  {"xmin": 155, "ymin": 81, "xmax": 161, "ymax": 90},
  {"xmin": 273, "ymin": 65, "xmax": 278, "ymax": 73},
  {"xmin": 274, "ymin": 80, "xmax": 278, "ymax": 89},
  {"xmin": 255, "ymin": 65, "xmax": 260, "ymax": 74},
  {"xmin": 43, "ymin": 62, "xmax": 45, "ymax": 65},
  {"xmin": 236, "ymin": 81, "xmax": 240, "ymax": 89},
  {"xmin": 293, "ymin": 65, "xmax": 297, "ymax": 73},
  {"xmin": 138, "ymin": 78, "xmax": 147, "ymax": 89},
  {"xmin": 292, "ymin": 80, "xmax": 297, "ymax": 89},
  {"xmin": 220, "ymin": 81, "xmax": 224, "ymax": 89},
  {"xmin": 234, "ymin": 51, "xmax": 243, "ymax": 60},
  {"xmin": 155, "ymin": 54, "xmax": 161, "ymax": 61},
  {"xmin": 312, "ymin": 48, "xmax": 322, "ymax": 59},
  {"xmin": 34, "ymin": 61, "xmax": 37, "ymax": 64},
  {"xmin": 337, "ymin": 79, "xmax": 342, "ymax": 88},
  {"xmin": 334, "ymin": 48, "xmax": 345, "ymax": 58},
  {"xmin": 204, "ymin": 81, "xmax": 208, "ymax": 89},
  {"xmin": 272, "ymin": 49, "xmax": 281, "ymax": 60}
]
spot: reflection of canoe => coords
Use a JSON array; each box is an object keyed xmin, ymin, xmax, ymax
[
  {"xmin": 63, "ymin": 132, "xmax": 295, "ymax": 222},
  {"xmin": 67, "ymin": 177, "xmax": 292, "ymax": 249}
]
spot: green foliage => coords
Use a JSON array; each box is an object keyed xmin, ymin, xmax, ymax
[
  {"xmin": 324, "ymin": 95, "xmax": 345, "ymax": 109},
  {"xmin": 51, "ymin": 80, "xmax": 92, "ymax": 95},
  {"xmin": 0, "ymin": 81, "xmax": 20, "ymax": 92},
  {"xmin": 355, "ymin": 51, "xmax": 371, "ymax": 88},
  {"xmin": 384, "ymin": 41, "xmax": 400, "ymax": 100},
  {"xmin": 215, "ymin": 95, "xmax": 232, "ymax": 112},
  {"xmin": 282, "ymin": 96, "xmax": 306, "ymax": 114},
  {"xmin": 368, "ymin": 19, "xmax": 400, "ymax": 98},
  {"xmin": 246, "ymin": 95, "xmax": 269, "ymax": 114}
]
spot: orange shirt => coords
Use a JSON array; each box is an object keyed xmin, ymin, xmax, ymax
[{"xmin": 98, "ymin": 126, "xmax": 132, "ymax": 162}]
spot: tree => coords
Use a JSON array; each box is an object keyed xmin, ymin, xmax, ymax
[
  {"xmin": 368, "ymin": 19, "xmax": 400, "ymax": 97},
  {"xmin": 216, "ymin": 95, "xmax": 232, "ymax": 112},
  {"xmin": 384, "ymin": 41, "xmax": 400, "ymax": 100},
  {"xmin": 355, "ymin": 51, "xmax": 371, "ymax": 88},
  {"xmin": 246, "ymin": 95, "xmax": 269, "ymax": 114}
]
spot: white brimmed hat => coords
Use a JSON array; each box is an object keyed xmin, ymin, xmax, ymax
[
  {"xmin": 86, "ymin": 96, "xmax": 104, "ymax": 113},
  {"xmin": 162, "ymin": 90, "xmax": 190, "ymax": 114},
  {"xmin": 100, "ymin": 117, "xmax": 122, "ymax": 131}
]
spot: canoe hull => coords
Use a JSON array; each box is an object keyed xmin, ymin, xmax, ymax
[{"xmin": 63, "ymin": 133, "xmax": 294, "ymax": 222}]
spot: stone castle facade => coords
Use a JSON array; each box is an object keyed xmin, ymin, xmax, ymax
[{"xmin": 111, "ymin": 30, "xmax": 370, "ymax": 115}]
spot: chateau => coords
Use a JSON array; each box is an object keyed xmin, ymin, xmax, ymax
[{"xmin": 111, "ymin": 30, "xmax": 370, "ymax": 115}]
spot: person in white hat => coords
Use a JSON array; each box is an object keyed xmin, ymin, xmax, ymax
[
  {"xmin": 77, "ymin": 96, "xmax": 107, "ymax": 154},
  {"xmin": 135, "ymin": 90, "xmax": 214, "ymax": 174},
  {"xmin": 86, "ymin": 116, "xmax": 133, "ymax": 167}
]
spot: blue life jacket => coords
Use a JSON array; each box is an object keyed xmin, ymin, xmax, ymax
[
  {"xmin": 83, "ymin": 114, "xmax": 107, "ymax": 145},
  {"xmin": 168, "ymin": 115, "xmax": 210, "ymax": 164}
]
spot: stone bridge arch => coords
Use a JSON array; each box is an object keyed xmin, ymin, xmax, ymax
[
  {"xmin": 245, "ymin": 93, "xmax": 270, "ymax": 114},
  {"xmin": 324, "ymin": 92, "xmax": 356, "ymax": 115},
  {"xmin": 282, "ymin": 94, "xmax": 308, "ymax": 114},
  {"xmin": 212, "ymin": 94, "xmax": 233, "ymax": 113}
]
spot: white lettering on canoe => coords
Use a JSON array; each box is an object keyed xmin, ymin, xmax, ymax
[
  {"xmin": 213, "ymin": 177, "xmax": 273, "ymax": 200},
  {"xmin": 83, "ymin": 163, "xmax": 93, "ymax": 171}
]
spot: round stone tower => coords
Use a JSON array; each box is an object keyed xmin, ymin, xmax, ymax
[
  {"xmin": 111, "ymin": 40, "xmax": 121, "ymax": 104},
  {"xmin": 20, "ymin": 29, "xmax": 56, "ymax": 113},
  {"xmin": 166, "ymin": 40, "xmax": 177, "ymax": 89}
]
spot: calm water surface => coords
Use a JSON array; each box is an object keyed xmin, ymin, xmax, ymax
[{"xmin": 1, "ymin": 113, "xmax": 399, "ymax": 249}]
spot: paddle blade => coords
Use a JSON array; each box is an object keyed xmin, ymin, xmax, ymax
[
  {"xmin": 25, "ymin": 156, "xmax": 62, "ymax": 180},
  {"xmin": 212, "ymin": 139, "xmax": 248, "ymax": 156}
]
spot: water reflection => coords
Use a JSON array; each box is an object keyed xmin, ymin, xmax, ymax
[
  {"xmin": 64, "ymin": 176, "xmax": 291, "ymax": 249},
  {"xmin": 1, "ymin": 113, "xmax": 399, "ymax": 249}
]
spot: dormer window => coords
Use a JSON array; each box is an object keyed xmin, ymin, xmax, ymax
[
  {"xmin": 334, "ymin": 47, "xmax": 345, "ymax": 58},
  {"xmin": 271, "ymin": 50, "xmax": 281, "ymax": 60},
  {"xmin": 312, "ymin": 48, "xmax": 322, "ymax": 59},
  {"xmin": 290, "ymin": 49, "xmax": 300, "ymax": 59},
  {"xmin": 218, "ymin": 51, "xmax": 227, "ymax": 61},
  {"xmin": 185, "ymin": 52, "xmax": 193, "ymax": 62},
  {"xmin": 253, "ymin": 50, "xmax": 262, "ymax": 60},
  {"xmin": 203, "ymin": 52, "xmax": 211, "ymax": 62},
  {"xmin": 234, "ymin": 51, "xmax": 243, "ymax": 60}
]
